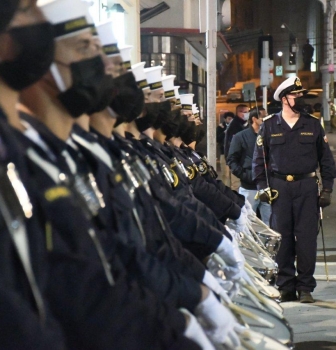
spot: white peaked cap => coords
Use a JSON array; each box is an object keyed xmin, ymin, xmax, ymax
[
  {"xmin": 174, "ymin": 86, "xmax": 181, "ymax": 105},
  {"xmin": 119, "ymin": 45, "xmax": 133, "ymax": 71},
  {"xmin": 131, "ymin": 62, "xmax": 149, "ymax": 90},
  {"xmin": 273, "ymin": 76, "xmax": 307, "ymax": 101},
  {"xmin": 38, "ymin": 0, "xmax": 92, "ymax": 40},
  {"xmin": 162, "ymin": 75, "xmax": 176, "ymax": 99},
  {"xmin": 96, "ymin": 20, "xmax": 120, "ymax": 56},
  {"xmin": 180, "ymin": 93, "xmax": 194, "ymax": 110},
  {"xmin": 192, "ymin": 104, "xmax": 198, "ymax": 114},
  {"xmin": 144, "ymin": 66, "xmax": 163, "ymax": 91}
]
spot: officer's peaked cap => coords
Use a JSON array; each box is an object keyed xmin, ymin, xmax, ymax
[{"xmin": 273, "ymin": 76, "xmax": 308, "ymax": 101}]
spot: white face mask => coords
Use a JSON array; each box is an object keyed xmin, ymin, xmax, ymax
[{"xmin": 242, "ymin": 112, "xmax": 250, "ymax": 121}]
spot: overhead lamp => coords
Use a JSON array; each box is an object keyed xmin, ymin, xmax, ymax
[{"xmin": 111, "ymin": 4, "xmax": 125, "ymax": 13}]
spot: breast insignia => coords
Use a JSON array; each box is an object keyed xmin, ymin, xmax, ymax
[
  {"xmin": 197, "ymin": 161, "xmax": 208, "ymax": 175},
  {"xmin": 256, "ymin": 135, "xmax": 263, "ymax": 146}
]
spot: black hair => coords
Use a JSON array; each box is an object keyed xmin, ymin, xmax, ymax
[
  {"xmin": 0, "ymin": 0, "xmax": 20, "ymax": 32},
  {"xmin": 223, "ymin": 111, "xmax": 234, "ymax": 119},
  {"xmin": 248, "ymin": 109, "xmax": 259, "ymax": 124}
]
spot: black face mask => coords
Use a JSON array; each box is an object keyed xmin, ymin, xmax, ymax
[
  {"xmin": 110, "ymin": 72, "xmax": 145, "ymax": 125},
  {"xmin": 58, "ymin": 55, "xmax": 114, "ymax": 118},
  {"xmin": 289, "ymin": 96, "xmax": 306, "ymax": 114},
  {"xmin": 0, "ymin": 22, "xmax": 55, "ymax": 91},
  {"xmin": 153, "ymin": 100, "xmax": 171, "ymax": 130},
  {"xmin": 161, "ymin": 119, "xmax": 179, "ymax": 139},
  {"xmin": 195, "ymin": 128, "xmax": 205, "ymax": 144},
  {"xmin": 135, "ymin": 102, "xmax": 160, "ymax": 132},
  {"xmin": 162, "ymin": 109, "xmax": 181, "ymax": 139},
  {"xmin": 180, "ymin": 121, "xmax": 197, "ymax": 145}
]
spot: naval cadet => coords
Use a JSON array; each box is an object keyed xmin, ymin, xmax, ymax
[
  {"xmin": 252, "ymin": 76, "xmax": 336, "ymax": 303},
  {"xmin": 0, "ymin": 0, "xmax": 68, "ymax": 347},
  {"xmin": 12, "ymin": 0, "xmax": 211, "ymax": 348}
]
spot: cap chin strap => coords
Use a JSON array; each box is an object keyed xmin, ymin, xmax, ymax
[
  {"xmin": 284, "ymin": 95, "xmax": 300, "ymax": 114},
  {"xmin": 50, "ymin": 63, "xmax": 67, "ymax": 92}
]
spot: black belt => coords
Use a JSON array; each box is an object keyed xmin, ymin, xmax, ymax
[{"xmin": 271, "ymin": 172, "xmax": 317, "ymax": 182}]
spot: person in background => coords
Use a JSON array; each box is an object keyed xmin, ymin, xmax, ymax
[
  {"xmin": 224, "ymin": 104, "xmax": 249, "ymax": 191},
  {"xmin": 217, "ymin": 111, "xmax": 234, "ymax": 185},
  {"xmin": 227, "ymin": 108, "xmax": 271, "ymax": 226},
  {"xmin": 302, "ymin": 39, "xmax": 314, "ymax": 72}
]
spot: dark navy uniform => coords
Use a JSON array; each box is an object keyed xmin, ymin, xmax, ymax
[
  {"xmin": 252, "ymin": 112, "xmax": 336, "ymax": 292},
  {"xmin": 14, "ymin": 114, "xmax": 200, "ymax": 349},
  {"xmin": 0, "ymin": 115, "xmax": 66, "ymax": 350}
]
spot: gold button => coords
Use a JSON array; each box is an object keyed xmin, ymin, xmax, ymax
[{"xmin": 286, "ymin": 175, "xmax": 294, "ymax": 182}]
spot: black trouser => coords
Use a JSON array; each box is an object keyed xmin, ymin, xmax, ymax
[{"xmin": 270, "ymin": 176, "xmax": 319, "ymax": 292}]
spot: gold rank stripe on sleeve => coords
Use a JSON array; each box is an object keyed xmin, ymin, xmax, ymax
[{"xmin": 262, "ymin": 114, "xmax": 275, "ymax": 121}]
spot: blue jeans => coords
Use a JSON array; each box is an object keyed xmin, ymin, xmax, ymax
[{"xmin": 239, "ymin": 187, "xmax": 271, "ymax": 226}]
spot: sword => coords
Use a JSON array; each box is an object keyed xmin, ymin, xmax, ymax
[{"xmin": 319, "ymin": 207, "xmax": 330, "ymax": 282}]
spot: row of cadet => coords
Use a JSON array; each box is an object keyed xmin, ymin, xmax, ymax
[{"xmin": 0, "ymin": 0, "xmax": 292, "ymax": 349}]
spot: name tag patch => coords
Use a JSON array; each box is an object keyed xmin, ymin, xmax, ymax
[
  {"xmin": 271, "ymin": 133, "xmax": 283, "ymax": 137},
  {"xmin": 300, "ymin": 132, "xmax": 314, "ymax": 136},
  {"xmin": 45, "ymin": 186, "xmax": 70, "ymax": 202}
]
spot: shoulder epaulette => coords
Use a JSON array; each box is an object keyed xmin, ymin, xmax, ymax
[
  {"xmin": 263, "ymin": 114, "xmax": 275, "ymax": 121},
  {"xmin": 308, "ymin": 113, "xmax": 320, "ymax": 120}
]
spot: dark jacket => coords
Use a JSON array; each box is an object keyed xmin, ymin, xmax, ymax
[
  {"xmin": 224, "ymin": 116, "xmax": 247, "ymax": 160},
  {"xmin": 216, "ymin": 124, "xmax": 226, "ymax": 155},
  {"xmin": 227, "ymin": 126, "xmax": 258, "ymax": 190}
]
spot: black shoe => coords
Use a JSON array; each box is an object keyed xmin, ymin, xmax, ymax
[
  {"xmin": 298, "ymin": 291, "xmax": 314, "ymax": 303},
  {"xmin": 280, "ymin": 290, "xmax": 297, "ymax": 302}
]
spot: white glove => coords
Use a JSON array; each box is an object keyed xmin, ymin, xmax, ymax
[
  {"xmin": 194, "ymin": 291, "xmax": 241, "ymax": 347},
  {"xmin": 181, "ymin": 308, "xmax": 216, "ymax": 350},
  {"xmin": 202, "ymin": 270, "xmax": 232, "ymax": 305},
  {"xmin": 216, "ymin": 237, "xmax": 245, "ymax": 281},
  {"xmin": 244, "ymin": 200, "xmax": 256, "ymax": 219},
  {"xmin": 233, "ymin": 208, "xmax": 248, "ymax": 233}
]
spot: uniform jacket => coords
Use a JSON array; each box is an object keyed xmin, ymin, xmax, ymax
[
  {"xmin": 16, "ymin": 114, "xmax": 199, "ymax": 350},
  {"xmin": 252, "ymin": 112, "xmax": 336, "ymax": 190}
]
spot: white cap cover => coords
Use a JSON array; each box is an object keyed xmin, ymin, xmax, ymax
[
  {"xmin": 180, "ymin": 93, "xmax": 194, "ymax": 110},
  {"xmin": 38, "ymin": 0, "xmax": 92, "ymax": 39},
  {"xmin": 174, "ymin": 86, "xmax": 181, "ymax": 105},
  {"xmin": 119, "ymin": 45, "xmax": 133, "ymax": 71},
  {"xmin": 273, "ymin": 76, "xmax": 308, "ymax": 101},
  {"xmin": 162, "ymin": 75, "xmax": 176, "ymax": 99},
  {"xmin": 96, "ymin": 20, "xmax": 120, "ymax": 57},
  {"xmin": 144, "ymin": 66, "xmax": 163, "ymax": 91},
  {"xmin": 131, "ymin": 62, "xmax": 149, "ymax": 90}
]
